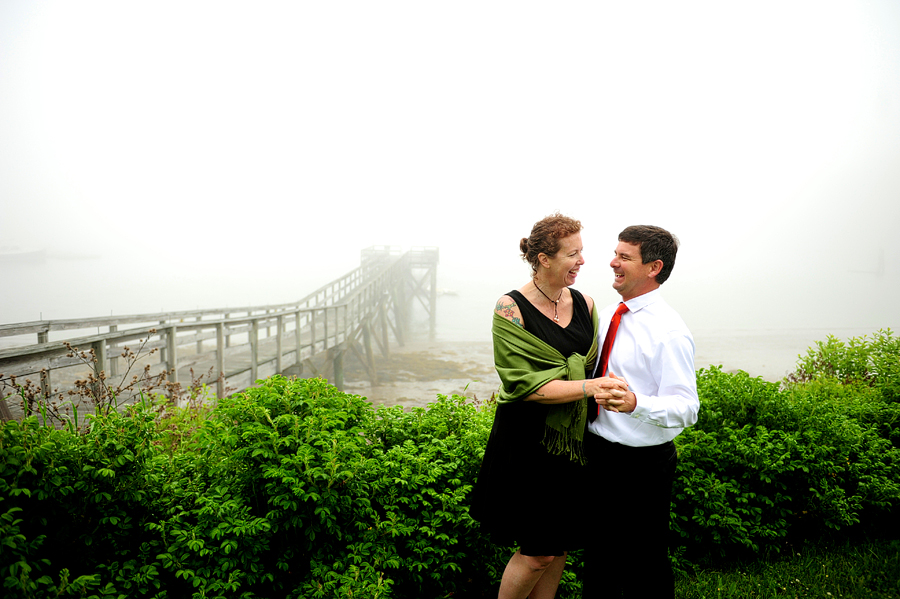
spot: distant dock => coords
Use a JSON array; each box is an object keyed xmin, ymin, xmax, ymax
[{"xmin": 0, "ymin": 247, "xmax": 439, "ymax": 422}]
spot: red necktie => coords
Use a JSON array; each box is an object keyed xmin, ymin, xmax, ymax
[{"xmin": 590, "ymin": 302, "xmax": 629, "ymax": 420}]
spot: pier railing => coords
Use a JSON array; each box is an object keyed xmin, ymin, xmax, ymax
[{"xmin": 0, "ymin": 246, "xmax": 439, "ymax": 421}]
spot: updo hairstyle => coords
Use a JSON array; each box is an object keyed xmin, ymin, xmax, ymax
[{"xmin": 520, "ymin": 212, "xmax": 583, "ymax": 274}]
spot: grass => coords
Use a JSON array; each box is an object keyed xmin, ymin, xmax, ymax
[{"xmin": 673, "ymin": 539, "xmax": 900, "ymax": 598}]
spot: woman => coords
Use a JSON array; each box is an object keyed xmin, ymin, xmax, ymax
[{"xmin": 470, "ymin": 213, "xmax": 628, "ymax": 599}]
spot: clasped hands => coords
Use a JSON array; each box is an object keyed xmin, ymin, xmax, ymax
[{"xmin": 589, "ymin": 373, "xmax": 633, "ymax": 413}]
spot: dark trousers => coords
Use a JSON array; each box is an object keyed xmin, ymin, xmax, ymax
[{"xmin": 582, "ymin": 434, "xmax": 678, "ymax": 599}]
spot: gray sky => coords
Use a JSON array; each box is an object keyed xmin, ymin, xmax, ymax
[{"xmin": 1, "ymin": 1, "xmax": 899, "ymax": 336}]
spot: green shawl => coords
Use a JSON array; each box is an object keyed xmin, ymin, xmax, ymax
[{"xmin": 492, "ymin": 305, "xmax": 600, "ymax": 464}]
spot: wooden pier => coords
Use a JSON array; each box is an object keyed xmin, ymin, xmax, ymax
[{"xmin": 0, "ymin": 247, "xmax": 439, "ymax": 421}]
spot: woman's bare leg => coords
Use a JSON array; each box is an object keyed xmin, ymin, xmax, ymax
[
  {"xmin": 498, "ymin": 550, "xmax": 567, "ymax": 599},
  {"xmin": 528, "ymin": 553, "xmax": 567, "ymax": 599}
]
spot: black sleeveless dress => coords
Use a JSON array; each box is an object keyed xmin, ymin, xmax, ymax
[{"xmin": 470, "ymin": 288, "xmax": 594, "ymax": 552}]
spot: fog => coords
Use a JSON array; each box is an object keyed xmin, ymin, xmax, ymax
[{"xmin": 2, "ymin": 1, "xmax": 899, "ymax": 355}]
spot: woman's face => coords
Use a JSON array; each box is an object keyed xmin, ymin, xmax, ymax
[{"xmin": 541, "ymin": 233, "xmax": 584, "ymax": 287}]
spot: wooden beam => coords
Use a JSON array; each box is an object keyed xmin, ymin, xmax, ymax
[
  {"xmin": 333, "ymin": 348, "xmax": 344, "ymax": 391},
  {"xmin": 250, "ymin": 320, "xmax": 259, "ymax": 385},
  {"xmin": 276, "ymin": 314, "xmax": 284, "ymax": 374},
  {"xmin": 362, "ymin": 320, "xmax": 377, "ymax": 384},
  {"xmin": 0, "ymin": 395, "xmax": 12, "ymax": 421},
  {"xmin": 216, "ymin": 322, "xmax": 225, "ymax": 399},
  {"xmin": 166, "ymin": 327, "xmax": 178, "ymax": 386}
]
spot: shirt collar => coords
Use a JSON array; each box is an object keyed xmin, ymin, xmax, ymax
[{"xmin": 622, "ymin": 287, "xmax": 661, "ymax": 314}]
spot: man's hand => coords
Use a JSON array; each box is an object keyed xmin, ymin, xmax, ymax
[{"xmin": 595, "ymin": 373, "xmax": 636, "ymax": 413}]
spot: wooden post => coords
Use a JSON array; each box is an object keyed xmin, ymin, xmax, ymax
[
  {"xmin": 216, "ymin": 322, "xmax": 225, "ymax": 399},
  {"xmin": 363, "ymin": 320, "xmax": 377, "ymax": 384},
  {"xmin": 93, "ymin": 339, "xmax": 108, "ymax": 377},
  {"xmin": 295, "ymin": 312, "xmax": 302, "ymax": 374},
  {"xmin": 225, "ymin": 313, "xmax": 232, "ymax": 348},
  {"xmin": 429, "ymin": 262, "xmax": 437, "ymax": 339},
  {"xmin": 379, "ymin": 299, "xmax": 390, "ymax": 356},
  {"xmin": 250, "ymin": 319, "xmax": 259, "ymax": 384},
  {"xmin": 109, "ymin": 325, "xmax": 119, "ymax": 376},
  {"xmin": 166, "ymin": 327, "xmax": 178, "ymax": 385},
  {"xmin": 333, "ymin": 348, "xmax": 344, "ymax": 391},
  {"xmin": 311, "ymin": 309, "xmax": 318, "ymax": 354},
  {"xmin": 196, "ymin": 316, "xmax": 203, "ymax": 354},
  {"xmin": 0, "ymin": 394, "xmax": 12, "ymax": 421},
  {"xmin": 392, "ymin": 281, "xmax": 406, "ymax": 347},
  {"xmin": 159, "ymin": 321, "xmax": 167, "ymax": 363},
  {"xmin": 337, "ymin": 305, "xmax": 344, "ymax": 346},
  {"xmin": 90, "ymin": 339, "xmax": 106, "ymax": 402},
  {"xmin": 40, "ymin": 367, "xmax": 52, "ymax": 402},
  {"xmin": 276, "ymin": 314, "xmax": 284, "ymax": 374}
]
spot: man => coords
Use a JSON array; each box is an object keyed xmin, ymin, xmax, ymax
[{"xmin": 583, "ymin": 225, "xmax": 700, "ymax": 599}]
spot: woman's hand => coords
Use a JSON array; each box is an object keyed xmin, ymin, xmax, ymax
[
  {"xmin": 594, "ymin": 373, "xmax": 634, "ymax": 413},
  {"xmin": 586, "ymin": 375, "xmax": 628, "ymax": 401}
]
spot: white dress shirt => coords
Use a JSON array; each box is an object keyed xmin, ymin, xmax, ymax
[{"xmin": 587, "ymin": 288, "xmax": 699, "ymax": 447}]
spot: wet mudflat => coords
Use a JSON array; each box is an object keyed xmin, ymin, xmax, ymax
[{"xmin": 342, "ymin": 340, "xmax": 500, "ymax": 409}]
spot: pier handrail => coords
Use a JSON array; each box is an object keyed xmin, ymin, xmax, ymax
[
  {"xmin": 0, "ymin": 247, "xmax": 407, "ymax": 344},
  {"xmin": 0, "ymin": 247, "xmax": 438, "ymax": 422}
]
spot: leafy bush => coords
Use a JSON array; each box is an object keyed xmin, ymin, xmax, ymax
[
  {"xmin": 1, "ymin": 330, "xmax": 898, "ymax": 597},
  {"xmin": 674, "ymin": 349, "xmax": 900, "ymax": 563},
  {"xmin": 1, "ymin": 376, "xmax": 503, "ymax": 598},
  {"xmin": 791, "ymin": 329, "xmax": 900, "ymax": 403},
  {"xmin": 0, "ymin": 396, "xmax": 169, "ymax": 597}
]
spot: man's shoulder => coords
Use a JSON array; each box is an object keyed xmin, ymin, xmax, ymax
[{"xmin": 639, "ymin": 293, "xmax": 692, "ymax": 335}]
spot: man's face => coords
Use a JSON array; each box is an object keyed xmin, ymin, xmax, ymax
[{"xmin": 610, "ymin": 241, "xmax": 659, "ymax": 301}]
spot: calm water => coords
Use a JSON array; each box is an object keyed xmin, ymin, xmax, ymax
[
  {"xmin": 1, "ymin": 254, "xmax": 891, "ymax": 408},
  {"xmin": 426, "ymin": 289, "xmax": 882, "ymax": 379},
  {"xmin": 347, "ymin": 291, "xmax": 885, "ymax": 407}
]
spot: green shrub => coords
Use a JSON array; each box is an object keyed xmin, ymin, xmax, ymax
[
  {"xmin": 0, "ymin": 397, "xmax": 168, "ymax": 597},
  {"xmin": 2, "ymin": 330, "xmax": 898, "ymax": 597},
  {"xmin": 673, "ymin": 361, "xmax": 900, "ymax": 563},
  {"xmin": 0, "ymin": 377, "xmax": 505, "ymax": 599},
  {"xmin": 137, "ymin": 376, "xmax": 501, "ymax": 598},
  {"xmin": 791, "ymin": 328, "xmax": 900, "ymax": 403}
]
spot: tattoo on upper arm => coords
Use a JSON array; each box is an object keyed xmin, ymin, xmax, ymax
[{"xmin": 495, "ymin": 299, "xmax": 524, "ymax": 328}]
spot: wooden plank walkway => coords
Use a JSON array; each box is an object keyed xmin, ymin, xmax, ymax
[{"xmin": 0, "ymin": 247, "xmax": 439, "ymax": 421}]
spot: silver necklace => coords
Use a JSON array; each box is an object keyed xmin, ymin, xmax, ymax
[{"xmin": 533, "ymin": 280, "xmax": 563, "ymax": 322}]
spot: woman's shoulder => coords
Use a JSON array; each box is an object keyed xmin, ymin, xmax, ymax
[
  {"xmin": 569, "ymin": 288, "xmax": 594, "ymax": 314},
  {"xmin": 494, "ymin": 293, "xmax": 525, "ymax": 328}
]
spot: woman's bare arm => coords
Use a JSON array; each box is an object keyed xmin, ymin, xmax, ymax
[{"xmin": 526, "ymin": 377, "xmax": 628, "ymax": 405}]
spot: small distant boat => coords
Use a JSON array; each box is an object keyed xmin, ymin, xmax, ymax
[
  {"xmin": 0, "ymin": 246, "xmax": 46, "ymax": 263},
  {"xmin": 437, "ymin": 288, "xmax": 458, "ymax": 297}
]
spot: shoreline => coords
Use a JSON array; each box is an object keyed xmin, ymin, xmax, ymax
[
  {"xmin": 342, "ymin": 340, "xmax": 500, "ymax": 409},
  {"xmin": 341, "ymin": 326, "xmax": 890, "ymax": 408}
]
